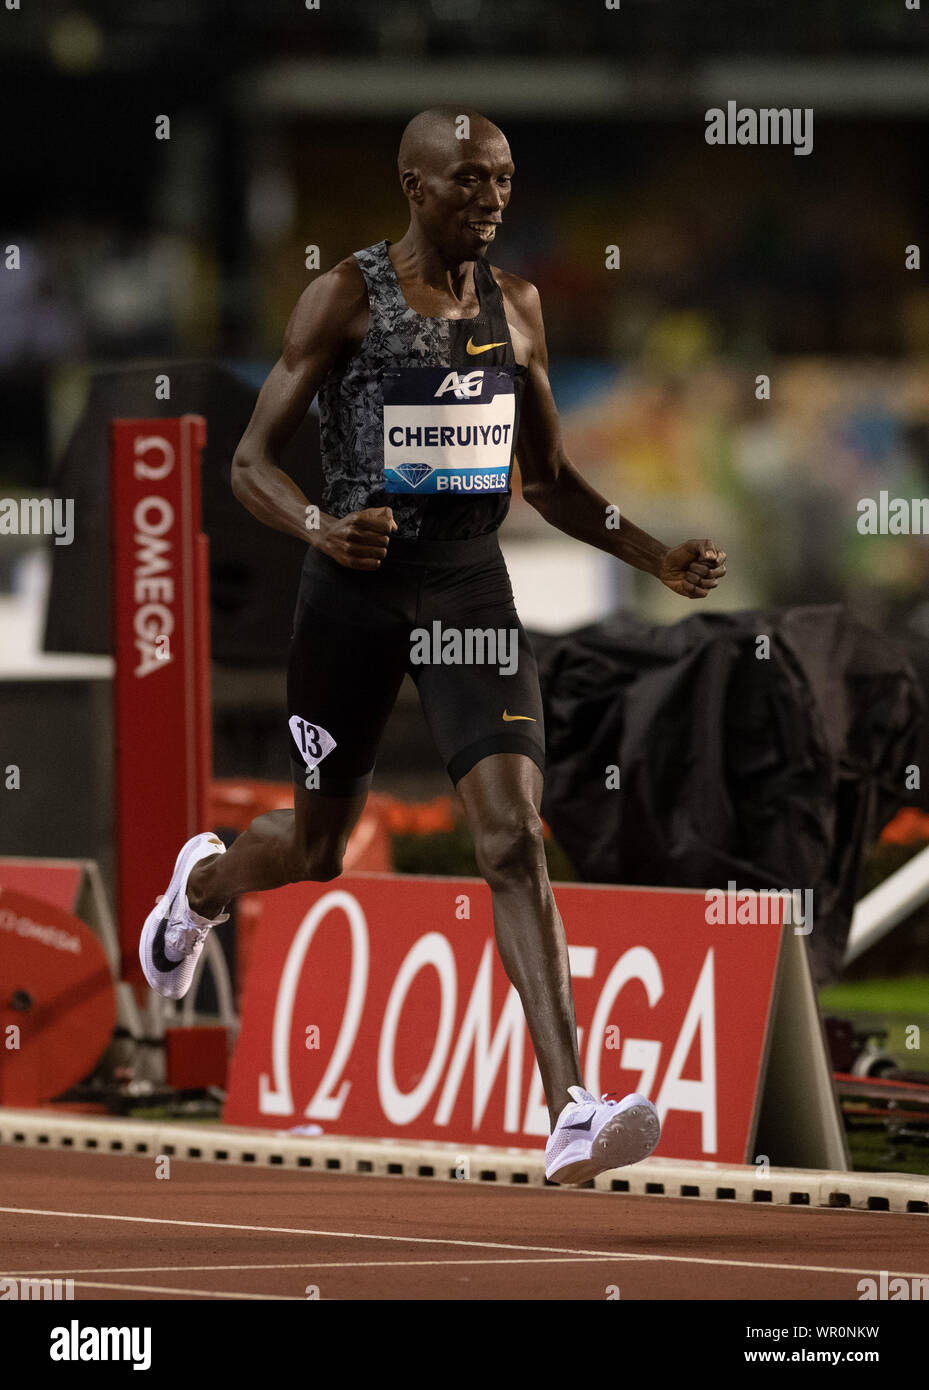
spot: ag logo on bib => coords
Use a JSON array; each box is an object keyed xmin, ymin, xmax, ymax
[
  {"xmin": 382, "ymin": 366, "xmax": 516, "ymax": 495},
  {"xmin": 434, "ymin": 370, "xmax": 485, "ymax": 399}
]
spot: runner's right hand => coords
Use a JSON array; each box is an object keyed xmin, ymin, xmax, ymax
[{"xmin": 319, "ymin": 506, "xmax": 397, "ymax": 570}]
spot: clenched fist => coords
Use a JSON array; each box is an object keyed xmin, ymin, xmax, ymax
[
  {"xmin": 319, "ymin": 506, "xmax": 398, "ymax": 570},
  {"xmin": 658, "ymin": 539, "xmax": 728, "ymax": 599}
]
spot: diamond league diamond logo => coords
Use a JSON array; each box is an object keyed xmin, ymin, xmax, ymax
[{"xmin": 394, "ymin": 462, "xmax": 434, "ymax": 488}]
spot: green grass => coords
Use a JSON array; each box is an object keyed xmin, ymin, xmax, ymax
[
  {"xmin": 819, "ymin": 976, "xmax": 929, "ymax": 1017},
  {"xmin": 818, "ymin": 978, "xmax": 929, "ymax": 1068},
  {"xmin": 844, "ymin": 1128, "xmax": 929, "ymax": 1175}
]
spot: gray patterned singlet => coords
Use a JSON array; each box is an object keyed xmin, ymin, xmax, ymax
[{"xmin": 317, "ymin": 240, "xmax": 527, "ymax": 541}]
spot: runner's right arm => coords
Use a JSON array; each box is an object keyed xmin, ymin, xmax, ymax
[{"xmin": 231, "ymin": 260, "xmax": 397, "ymax": 570}]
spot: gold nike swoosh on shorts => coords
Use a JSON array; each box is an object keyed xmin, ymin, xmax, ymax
[
  {"xmin": 466, "ymin": 337, "xmax": 508, "ymax": 355},
  {"xmin": 502, "ymin": 710, "xmax": 536, "ymax": 722}
]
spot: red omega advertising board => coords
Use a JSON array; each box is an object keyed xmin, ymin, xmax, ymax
[
  {"xmin": 110, "ymin": 416, "xmax": 211, "ymax": 982},
  {"xmin": 224, "ymin": 876, "xmax": 786, "ymax": 1163}
]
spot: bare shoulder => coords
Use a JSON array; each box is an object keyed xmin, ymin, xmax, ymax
[
  {"xmin": 283, "ymin": 256, "xmax": 369, "ymax": 361},
  {"xmin": 490, "ymin": 265, "xmax": 542, "ymax": 323},
  {"xmin": 490, "ymin": 265, "xmax": 545, "ymax": 367}
]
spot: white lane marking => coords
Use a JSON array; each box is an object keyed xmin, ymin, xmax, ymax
[
  {"xmin": 3, "ymin": 1257, "xmax": 622, "ymax": 1276},
  {"xmin": 29, "ymin": 1278, "xmax": 299, "ymax": 1300},
  {"xmin": 2, "ymin": 1206, "xmax": 928, "ymax": 1281},
  {"xmin": 0, "ymin": 1205, "xmax": 645, "ymax": 1260}
]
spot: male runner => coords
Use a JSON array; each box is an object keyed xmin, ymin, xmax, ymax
[{"xmin": 140, "ymin": 106, "xmax": 727, "ymax": 1185}]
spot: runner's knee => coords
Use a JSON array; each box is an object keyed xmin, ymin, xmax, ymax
[{"xmin": 473, "ymin": 808, "xmax": 545, "ymax": 888}]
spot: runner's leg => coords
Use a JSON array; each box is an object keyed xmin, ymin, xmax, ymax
[
  {"xmin": 188, "ymin": 547, "xmax": 410, "ymax": 918},
  {"xmin": 456, "ymin": 751, "xmax": 583, "ymax": 1130},
  {"xmin": 186, "ymin": 784, "xmax": 368, "ymax": 919},
  {"xmin": 409, "ymin": 538, "xmax": 580, "ymax": 1128}
]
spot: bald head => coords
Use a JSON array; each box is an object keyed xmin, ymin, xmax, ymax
[
  {"xmin": 398, "ymin": 106, "xmax": 507, "ymax": 179},
  {"xmin": 395, "ymin": 106, "xmax": 514, "ymax": 261}
]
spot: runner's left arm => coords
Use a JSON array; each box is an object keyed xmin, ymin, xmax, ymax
[{"xmin": 512, "ymin": 281, "xmax": 727, "ymax": 600}]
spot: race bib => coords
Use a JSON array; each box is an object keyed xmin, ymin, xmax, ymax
[
  {"xmin": 289, "ymin": 715, "xmax": 336, "ymax": 770},
  {"xmin": 381, "ymin": 367, "xmax": 516, "ymax": 495}
]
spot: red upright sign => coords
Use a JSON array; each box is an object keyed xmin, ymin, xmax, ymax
[
  {"xmin": 110, "ymin": 417, "xmax": 211, "ymax": 982},
  {"xmin": 224, "ymin": 876, "xmax": 785, "ymax": 1163}
]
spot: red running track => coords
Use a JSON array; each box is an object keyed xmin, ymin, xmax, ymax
[{"xmin": 2, "ymin": 1147, "xmax": 928, "ymax": 1301}]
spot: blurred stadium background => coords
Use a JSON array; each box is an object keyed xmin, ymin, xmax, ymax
[{"xmin": 3, "ymin": 0, "xmax": 929, "ymax": 1164}]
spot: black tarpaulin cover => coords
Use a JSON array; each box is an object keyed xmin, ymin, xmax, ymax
[{"xmin": 533, "ymin": 605, "xmax": 923, "ymax": 985}]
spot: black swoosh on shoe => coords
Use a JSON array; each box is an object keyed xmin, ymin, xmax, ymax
[{"xmin": 150, "ymin": 897, "xmax": 183, "ymax": 974}]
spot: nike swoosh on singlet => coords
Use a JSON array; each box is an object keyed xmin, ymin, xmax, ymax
[
  {"xmin": 466, "ymin": 337, "xmax": 508, "ymax": 355},
  {"xmin": 502, "ymin": 711, "xmax": 536, "ymax": 722}
]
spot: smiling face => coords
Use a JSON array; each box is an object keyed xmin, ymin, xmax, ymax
[{"xmin": 399, "ymin": 115, "xmax": 514, "ymax": 263}]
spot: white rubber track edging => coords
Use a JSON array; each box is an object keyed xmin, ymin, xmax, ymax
[{"xmin": 1, "ymin": 1108, "xmax": 928, "ymax": 1213}]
